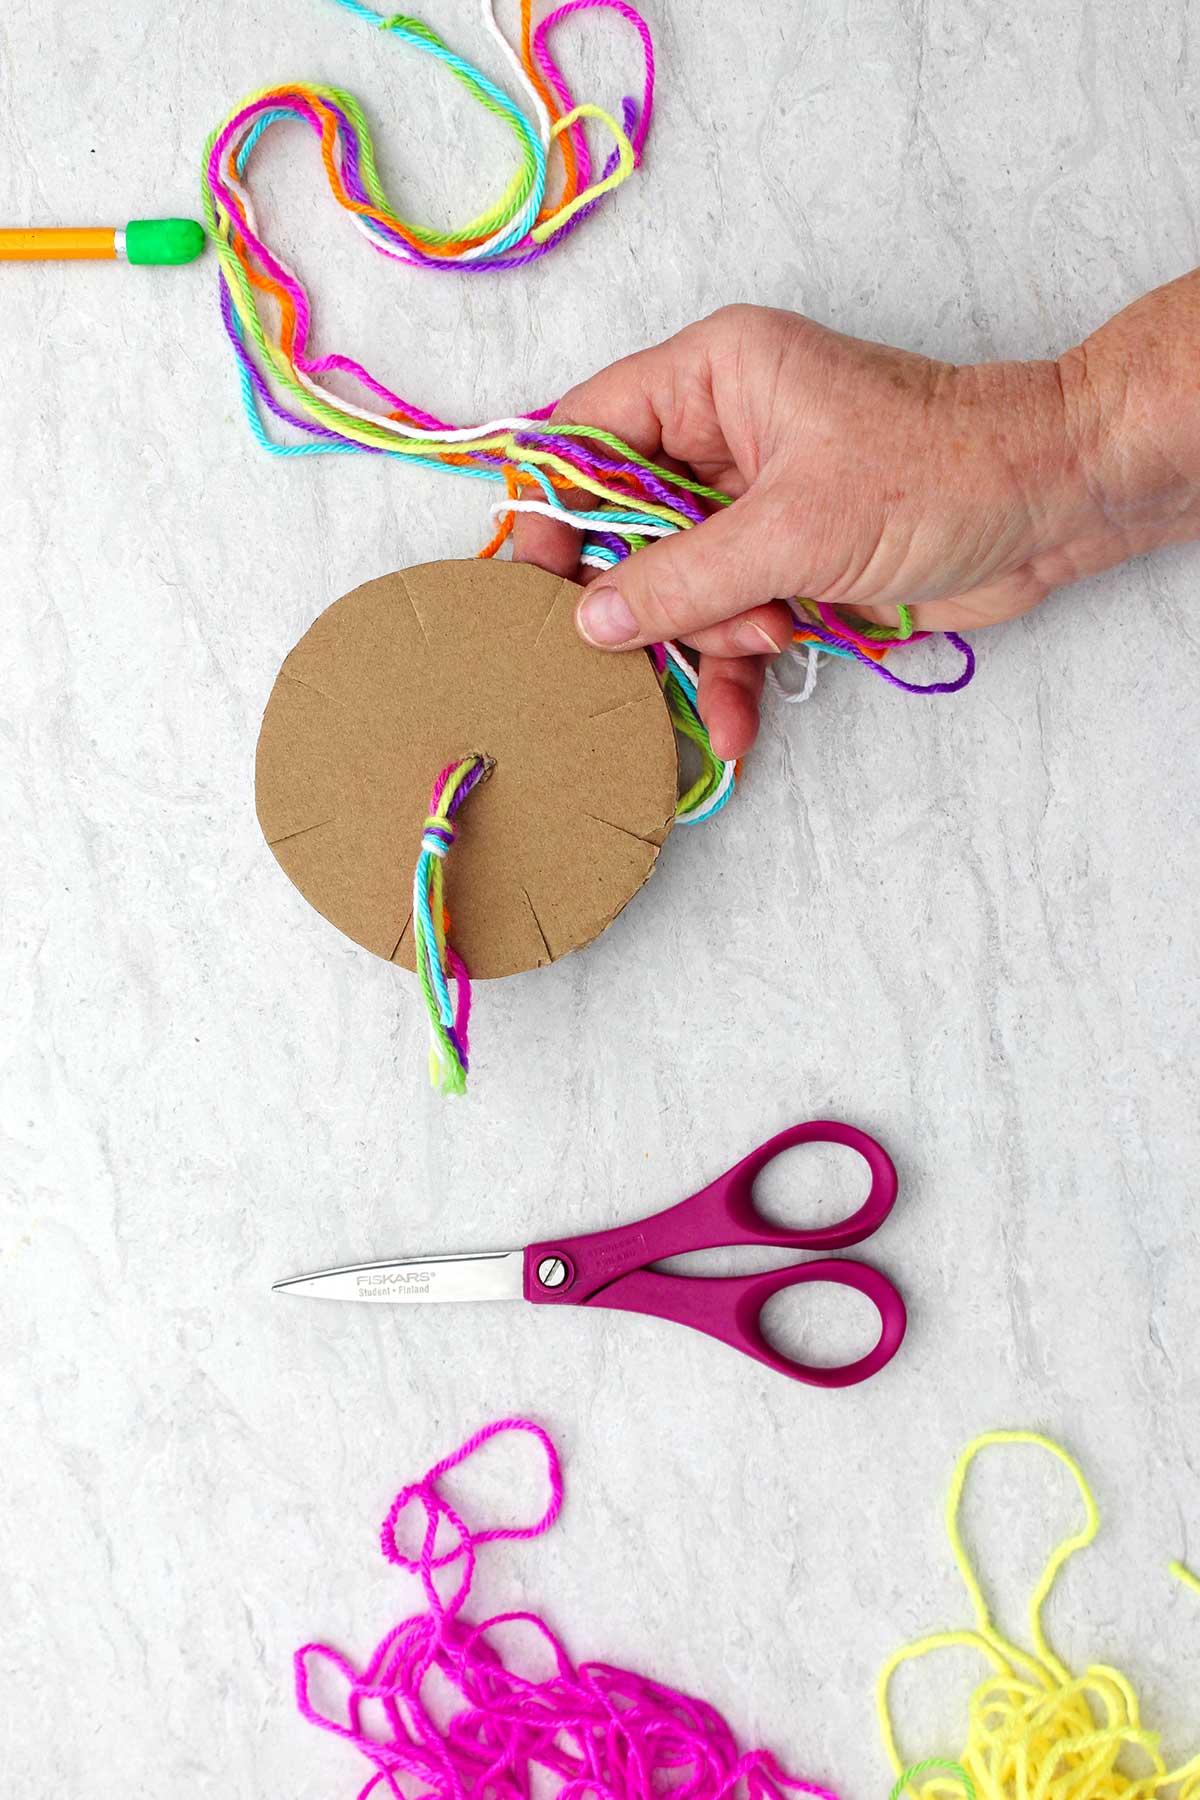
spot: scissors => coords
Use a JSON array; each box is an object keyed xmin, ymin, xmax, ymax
[{"xmin": 273, "ymin": 1120, "xmax": 907, "ymax": 1388}]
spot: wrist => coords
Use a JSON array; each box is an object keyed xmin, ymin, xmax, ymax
[
  {"xmin": 1056, "ymin": 271, "xmax": 1200, "ymax": 561},
  {"xmin": 948, "ymin": 356, "xmax": 1114, "ymax": 590}
]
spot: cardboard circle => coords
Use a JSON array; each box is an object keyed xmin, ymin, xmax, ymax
[{"xmin": 255, "ymin": 559, "xmax": 678, "ymax": 979}]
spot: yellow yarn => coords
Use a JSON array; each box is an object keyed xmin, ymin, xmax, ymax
[
  {"xmin": 1170, "ymin": 1563, "xmax": 1200, "ymax": 1603},
  {"xmin": 878, "ymin": 1430, "xmax": 1200, "ymax": 1800}
]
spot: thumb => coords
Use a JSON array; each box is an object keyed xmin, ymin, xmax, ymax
[{"xmin": 575, "ymin": 486, "xmax": 797, "ymax": 649}]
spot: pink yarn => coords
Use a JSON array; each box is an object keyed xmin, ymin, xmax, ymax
[
  {"xmin": 295, "ymin": 1419, "xmax": 841, "ymax": 1800},
  {"xmin": 532, "ymin": 0, "xmax": 657, "ymax": 174}
]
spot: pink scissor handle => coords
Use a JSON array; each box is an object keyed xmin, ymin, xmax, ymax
[
  {"xmin": 584, "ymin": 1258, "xmax": 906, "ymax": 1388},
  {"xmin": 683, "ymin": 1118, "xmax": 898, "ymax": 1252},
  {"xmin": 523, "ymin": 1121, "xmax": 905, "ymax": 1386}
]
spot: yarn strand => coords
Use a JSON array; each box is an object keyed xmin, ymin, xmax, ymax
[{"xmin": 205, "ymin": 0, "xmax": 977, "ymax": 840}]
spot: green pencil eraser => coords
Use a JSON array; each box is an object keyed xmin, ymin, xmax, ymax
[{"xmin": 125, "ymin": 218, "xmax": 206, "ymax": 266}]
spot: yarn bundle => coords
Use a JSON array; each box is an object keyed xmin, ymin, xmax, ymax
[
  {"xmin": 204, "ymin": 0, "xmax": 976, "ymax": 841},
  {"xmin": 295, "ymin": 1418, "xmax": 842, "ymax": 1800},
  {"xmin": 880, "ymin": 1431, "xmax": 1200, "ymax": 1800},
  {"xmin": 413, "ymin": 754, "xmax": 492, "ymax": 1094}
]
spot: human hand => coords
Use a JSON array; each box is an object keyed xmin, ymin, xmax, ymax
[{"xmin": 512, "ymin": 303, "xmax": 1113, "ymax": 758}]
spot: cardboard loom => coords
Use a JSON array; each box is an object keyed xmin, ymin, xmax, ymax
[{"xmin": 255, "ymin": 559, "xmax": 679, "ymax": 979}]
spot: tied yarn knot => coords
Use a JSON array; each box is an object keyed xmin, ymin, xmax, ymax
[
  {"xmin": 295, "ymin": 1417, "xmax": 842, "ymax": 1800},
  {"xmin": 421, "ymin": 818, "xmax": 456, "ymax": 858}
]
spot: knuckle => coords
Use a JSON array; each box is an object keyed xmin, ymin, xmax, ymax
[{"xmin": 706, "ymin": 302, "xmax": 755, "ymax": 332}]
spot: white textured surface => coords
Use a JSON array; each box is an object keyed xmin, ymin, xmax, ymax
[{"xmin": 3, "ymin": 2, "xmax": 1199, "ymax": 1794}]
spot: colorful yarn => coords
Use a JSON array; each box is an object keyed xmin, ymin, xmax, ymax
[
  {"xmin": 413, "ymin": 754, "xmax": 491, "ymax": 1095},
  {"xmin": 295, "ymin": 1417, "xmax": 842, "ymax": 1800},
  {"xmin": 204, "ymin": 0, "xmax": 975, "ymax": 835},
  {"xmin": 880, "ymin": 1431, "xmax": 1200, "ymax": 1800}
]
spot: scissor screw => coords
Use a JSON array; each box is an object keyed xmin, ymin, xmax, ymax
[{"xmin": 537, "ymin": 1256, "xmax": 569, "ymax": 1290}]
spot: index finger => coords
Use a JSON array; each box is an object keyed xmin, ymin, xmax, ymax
[{"xmin": 511, "ymin": 340, "xmax": 674, "ymax": 575}]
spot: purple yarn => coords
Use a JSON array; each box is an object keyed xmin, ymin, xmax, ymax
[
  {"xmin": 586, "ymin": 530, "xmax": 633, "ymax": 561},
  {"xmin": 800, "ymin": 611, "xmax": 977, "ymax": 694},
  {"xmin": 514, "ymin": 429, "xmax": 708, "ymax": 526}
]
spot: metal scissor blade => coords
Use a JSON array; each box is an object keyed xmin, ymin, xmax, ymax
[{"xmin": 272, "ymin": 1249, "xmax": 525, "ymax": 1305}]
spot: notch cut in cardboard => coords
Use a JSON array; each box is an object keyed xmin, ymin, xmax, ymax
[{"xmin": 255, "ymin": 559, "xmax": 679, "ymax": 979}]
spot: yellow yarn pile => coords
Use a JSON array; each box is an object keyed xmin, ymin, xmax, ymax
[{"xmin": 879, "ymin": 1431, "xmax": 1199, "ymax": 1800}]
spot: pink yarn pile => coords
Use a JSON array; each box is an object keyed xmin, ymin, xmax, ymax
[{"xmin": 295, "ymin": 1418, "xmax": 839, "ymax": 1800}]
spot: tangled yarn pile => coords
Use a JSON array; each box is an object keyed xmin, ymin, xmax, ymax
[
  {"xmin": 293, "ymin": 1421, "xmax": 1197, "ymax": 1798},
  {"xmin": 295, "ymin": 1418, "xmax": 841, "ymax": 1800},
  {"xmin": 204, "ymin": 0, "xmax": 976, "ymax": 835},
  {"xmin": 880, "ymin": 1431, "xmax": 1200, "ymax": 1800}
]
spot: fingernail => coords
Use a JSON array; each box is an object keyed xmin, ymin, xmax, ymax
[
  {"xmin": 577, "ymin": 585, "xmax": 638, "ymax": 647},
  {"xmin": 734, "ymin": 620, "xmax": 785, "ymax": 657}
]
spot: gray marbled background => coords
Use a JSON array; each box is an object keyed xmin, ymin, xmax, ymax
[{"xmin": 2, "ymin": 1, "xmax": 1197, "ymax": 1794}]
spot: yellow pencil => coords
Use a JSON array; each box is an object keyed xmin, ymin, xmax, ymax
[{"xmin": 0, "ymin": 219, "xmax": 205, "ymax": 265}]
